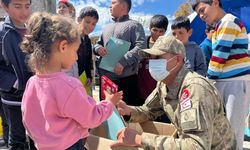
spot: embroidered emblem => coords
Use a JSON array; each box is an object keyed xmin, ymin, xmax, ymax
[
  {"xmin": 180, "ymin": 98, "xmax": 192, "ymax": 111},
  {"xmin": 181, "ymin": 89, "xmax": 190, "ymax": 101},
  {"xmin": 180, "ymin": 89, "xmax": 191, "ymax": 111}
]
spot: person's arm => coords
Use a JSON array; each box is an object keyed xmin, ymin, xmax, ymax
[
  {"xmin": 62, "ymin": 85, "xmax": 115, "ymax": 128},
  {"xmin": 208, "ymin": 20, "xmax": 239, "ymax": 78},
  {"xmin": 194, "ymin": 45, "xmax": 207, "ymax": 76},
  {"xmin": 85, "ymin": 36, "xmax": 93, "ymax": 80},
  {"xmin": 115, "ymin": 81, "xmax": 223, "ymax": 149},
  {"xmin": 199, "ymin": 38, "xmax": 212, "ymax": 66},
  {"xmin": 0, "ymin": 32, "xmax": 17, "ymax": 91},
  {"xmin": 118, "ymin": 23, "xmax": 146, "ymax": 68},
  {"xmin": 140, "ymin": 83, "xmax": 219, "ymax": 149},
  {"xmin": 126, "ymin": 86, "xmax": 165, "ymax": 123},
  {"xmin": 93, "ymin": 35, "xmax": 104, "ymax": 56}
]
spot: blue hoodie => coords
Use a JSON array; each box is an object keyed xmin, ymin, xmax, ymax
[{"xmin": 0, "ymin": 16, "xmax": 32, "ymax": 104}]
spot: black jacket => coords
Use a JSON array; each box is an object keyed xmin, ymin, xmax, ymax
[
  {"xmin": 0, "ymin": 16, "xmax": 32, "ymax": 102},
  {"xmin": 77, "ymin": 35, "xmax": 93, "ymax": 79}
]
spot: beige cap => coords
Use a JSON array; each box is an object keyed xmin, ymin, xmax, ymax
[{"xmin": 139, "ymin": 36, "xmax": 185, "ymax": 58}]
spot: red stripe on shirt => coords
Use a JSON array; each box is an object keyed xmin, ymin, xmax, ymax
[{"xmin": 211, "ymin": 56, "xmax": 227, "ymax": 64}]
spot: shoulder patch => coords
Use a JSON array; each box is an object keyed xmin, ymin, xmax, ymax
[
  {"xmin": 181, "ymin": 89, "xmax": 190, "ymax": 101},
  {"xmin": 180, "ymin": 108, "xmax": 198, "ymax": 132},
  {"xmin": 180, "ymin": 98, "xmax": 192, "ymax": 112}
]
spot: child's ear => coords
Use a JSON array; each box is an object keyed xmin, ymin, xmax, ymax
[
  {"xmin": 212, "ymin": 0, "xmax": 220, "ymax": 7},
  {"xmin": 175, "ymin": 54, "xmax": 184, "ymax": 65},
  {"xmin": 188, "ymin": 28, "xmax": 193, "ymax": 36},
  {"xmin": 58, "ymin": 40, "xmax": 68, "ymax": 53}
]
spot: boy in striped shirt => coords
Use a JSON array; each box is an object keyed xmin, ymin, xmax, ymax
[{"xmin": 192, "ymin": 0, "xmax": 250, "ymax": 149}]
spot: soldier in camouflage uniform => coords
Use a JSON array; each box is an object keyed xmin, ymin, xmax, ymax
[{"xmin": 111, "ymin": 36, "xmax": 237, "ymax": 150}]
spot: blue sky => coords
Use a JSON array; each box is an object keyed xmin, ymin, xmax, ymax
[{"xmin": 60, "ymin": 0, "xmax": 186, "ymax": 36}]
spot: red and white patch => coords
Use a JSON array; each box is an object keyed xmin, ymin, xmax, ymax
[
  {"xmin": 181, "ymin": 89, "xmax": 190, "ymax": 101},
  {"xmin": 180, "ymin": 98, "xmax": 192, "ymax": 112},
  {"xmin": 180, "ymin": 89, "xmax": 191, "ymax": 111}
]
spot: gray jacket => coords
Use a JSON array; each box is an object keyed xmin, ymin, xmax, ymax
[{"xmin": 94, "ymin": 15, "xmax": 146, "ymax": 80}]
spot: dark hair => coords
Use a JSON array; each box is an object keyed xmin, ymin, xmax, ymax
[
  {"xmin": 171, "ymin": 16, "xmax": 191, "ymax": 31},
  {"xmin": 150, "ymin": 15, "xmax": 168, "ymax": 31},
  {"xmin": 1, "ymin": 0, "xmax": 32, "ymax": 6},
  {"xmin": 119, "ymin": 0, "xmax": 131, "ymax": 12},
  {"xmin": 79, "ymin": 6, "xmax": 99, "ymax": 21},
  {"xmin": 192, "ymin": 0, "xmax": 223, "ymax": 11},
  {"xmin": 21, "ymin": 12, "xmax": 79, "ymax": 72}
]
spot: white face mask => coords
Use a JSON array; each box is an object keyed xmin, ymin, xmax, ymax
[{"xmin": 149, "ymin": 57, "xmax": 176, "ymax": 81}]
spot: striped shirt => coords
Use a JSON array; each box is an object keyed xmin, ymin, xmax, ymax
[{"xmin": 208, "ymin": 14, "xmax": 250, "ymax": 79}]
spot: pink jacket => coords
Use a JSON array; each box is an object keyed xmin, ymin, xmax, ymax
[{"xmin": 22, "ymin": 72, "xmax": 114, "ymax": 150}]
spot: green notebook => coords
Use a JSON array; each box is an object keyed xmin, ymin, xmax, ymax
[{"xmin": 99, "ymin": 37, "xmax": 131, "ymax": 72}]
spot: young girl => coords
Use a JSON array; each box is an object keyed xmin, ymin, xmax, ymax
[
  {"xmin": 57, "ymin": 0, "xmax": 76, "ymax": 19},
  {"xmin": 57, "ymin": 0, "xmax": 79, "ymax": 78},
  {"xmin": 21, "ymin": 12, "xmax": 123, "ymax": 150}
]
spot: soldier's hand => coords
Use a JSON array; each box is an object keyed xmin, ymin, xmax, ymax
[
  {"xmin": 110, "ymin": 127, "xmax": 141, "ymax": 148},
  {"xmin": 97, "ymin": 47, "xmax": 108, "ymax": 56},
  {"xmin": 117, "ymin": 101, "xmax": 131, "ymax": 116}
]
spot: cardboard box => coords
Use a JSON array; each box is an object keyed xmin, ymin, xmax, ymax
[{"xmin": 85, "ymin": 121, "xmax": 177, "ymax": 150}]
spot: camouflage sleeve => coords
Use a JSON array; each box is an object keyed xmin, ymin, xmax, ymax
[
  {"xmin": 140, "ymin": 81, "xmax": 218, "ymax": 150},
  {"xmin": 129, "ymin": 87, "xmax": 165, "ymax": 123}
]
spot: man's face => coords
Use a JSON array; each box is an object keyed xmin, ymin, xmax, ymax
[
  {"xmin": 158, "ymin": 53, "xmax": 178, "ymax": 84},
  {"xmin": 158, "ymin": 53, "xmax": 176, "ymax": 71},
  {"xmin": 172, "ymin": 27, "xmax": 191, "ymax": 45},
  {"xmin": 195, "ymin": 2, "xmax": 217, "ymax": 25},
  {"xmin": 110, "ymin": 0, "xmax": 124, "ymax": 18},
  {"xmin": 150, "ymin": 27, "xmax": 166, "ymax": 42},
  {"xmin": 78, "ymin": 16, "xmax": 98, "ymax": 35},
  {"xmin": 2, "ymin": 0, "xmax": 31, "ymax": 27}
]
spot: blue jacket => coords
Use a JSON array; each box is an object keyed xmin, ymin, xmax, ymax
[
  {"xmin": 0, "ymin": 16, "xmax": 32, "ymax": 101},
  {"xmin": 184, "ymin": 41, "xmax": 207, "ymax": 76},
  {"xmin": 199, "ymin": 38, "xmax": 212, "ymax": 69}
]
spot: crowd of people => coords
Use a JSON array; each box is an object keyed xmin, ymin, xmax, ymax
[{"xmin": 0, "ymin": 0, "xmax": 249, "ymax": 149}]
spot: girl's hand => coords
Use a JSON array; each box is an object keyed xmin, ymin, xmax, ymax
[{"xmin": 104, "ymin": 90, "xmax": 123, "ymax": 105}]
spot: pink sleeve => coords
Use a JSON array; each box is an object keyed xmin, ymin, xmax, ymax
[{"xmin": 62, "ymin": 85, "xmax": 114, "ymax": 128}]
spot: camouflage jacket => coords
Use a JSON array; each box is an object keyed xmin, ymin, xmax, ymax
[{"xmin": 129, "ymin": 67, "xmax": 236, "ymax": 150}]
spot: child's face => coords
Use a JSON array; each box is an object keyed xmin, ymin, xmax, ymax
[
  {"xmin": 150, "ymin": 27, "xmax": 166, "ymax": 42},
  {"xmin": 61, "ymin": 38, "xmax": 81, "ymax": 70},
  {"xmin": 57, "ymin": 2, "xmax": 70, "ymax": 17},
  {"xmin": 195, "ymin": 2, "xmax": 219, "ymax": 24},
  {"xmin": 78, "ymin": 16, "xmax": 98, "ymax": 35},
  {"xmin": 172, "ymin": 27, "xmax": 192, "ymax": 45},
  {"xmin": 110, "ymin": 0, "xmax": 124, "ymax": 18},
  {"xmin": 2, "ymin": 0, "xmax": 31, "ymax": 27}
]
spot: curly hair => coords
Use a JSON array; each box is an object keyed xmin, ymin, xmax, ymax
[{"xmin": 21, "ymin": 12, "xmax": 79, "ymax": 73}]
